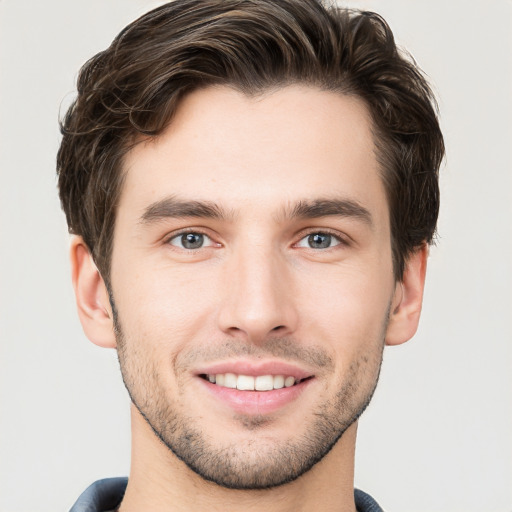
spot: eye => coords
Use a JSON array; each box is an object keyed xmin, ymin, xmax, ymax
[
  {"xmin": 296, "ymin": 232, "xmax": 342, "ymax": 249},
  {"xmin": 168, "ymin": 232, "xmax": 214, "ymax": 250}
]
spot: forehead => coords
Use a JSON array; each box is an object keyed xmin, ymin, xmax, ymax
[{"xmin": 119, "ymin": 85, "xmax": 386, "ymax": 223}]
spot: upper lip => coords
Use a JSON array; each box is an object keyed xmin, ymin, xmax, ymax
[{"xmin": 194, "ymin": 359, "xmax": 314, "ymax": 380}]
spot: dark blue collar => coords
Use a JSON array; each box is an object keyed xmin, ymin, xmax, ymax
[
  {"xmin": 70, "ymin": 477, "xmax": 127, "ymax": 512},
  {"xmin": 70, "ymin": 478, "xmax": 383, "ymax": 512}
]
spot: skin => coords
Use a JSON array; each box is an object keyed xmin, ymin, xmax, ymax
[{"xmin": 71, "ymin": 85, "xmax": 427, "ymax": 512}]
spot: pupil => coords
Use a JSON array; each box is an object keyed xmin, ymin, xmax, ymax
[
  {"xmin": 309, "ymin": 233, "xmax": 330, "ymax": 249},
  {"xmin": 182, "ymin": 233, "xmax": 203, "ymax": 249}
]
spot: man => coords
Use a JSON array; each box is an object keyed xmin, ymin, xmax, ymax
[{"xmin": 57, "ymin": 0, "xmax": 444, "ymax": 510}]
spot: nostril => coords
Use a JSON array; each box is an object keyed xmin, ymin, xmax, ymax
[{"xmin": 271, "ymin": 325, "xmax": 285, "ymax": 332}]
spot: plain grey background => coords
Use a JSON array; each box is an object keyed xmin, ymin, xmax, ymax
[{"xmin": 1, "ymin": 1, "xmax": 511, "ymax": 511}]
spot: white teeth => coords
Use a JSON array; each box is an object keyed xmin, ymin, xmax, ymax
[
  {"xmin": 237, "ymin": 375, "xmax": 255, "ymax": 390},
  {"xmin": 255, "ymin": 375, "xmax": 274, "ymax": 391},
  {"xmin": 224, "ymin": 373, "xmax": 237, "ymax": 389},
  {"xmin": 273, "ymin": 375, "xmax": 285, "ymax": 389},
  {"xmin": 284, "ymin": 376, "xmax": 295, "ymax": 387},
  {"xmin": 206, "ymin": 373, "xmax": 299, "ymax": 391}
]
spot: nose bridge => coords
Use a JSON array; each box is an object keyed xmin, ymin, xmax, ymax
[{"xmin": 217, "ymin": 240, "xmax": 297, "ymax": 341}]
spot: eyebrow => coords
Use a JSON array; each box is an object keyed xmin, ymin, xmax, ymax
[
  {"xmin": 140, "ymin": 195, "xmax": 372, "ymax": 227},
  {"xmin": 280, "ymin": 198, "xmax": 373, "ymax": 226},
  {"xmin": 140, "ymin": 196, "xmax": 233, "ymax": 224}
]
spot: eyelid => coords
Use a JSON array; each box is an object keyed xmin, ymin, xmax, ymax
[
  {"xmin": 165, "ymin": 227, "xmax": 220, "ymax": 248},
  {"xmin": 162, "ymin": 226, "xmax": 350, "ymax": 250},
  {"xmin": 293, "ymin": 228, "xmax": 350, "ymax": 248}
]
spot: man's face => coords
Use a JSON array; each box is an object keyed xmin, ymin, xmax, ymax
[{"xmin": 109, "ymin": 85, "xmax": 398, "ymax": 488}]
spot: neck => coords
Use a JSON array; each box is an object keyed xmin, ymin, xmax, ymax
[{"xmin": 119, "ymin": 405, "xmax": 358, "ymax": 512}]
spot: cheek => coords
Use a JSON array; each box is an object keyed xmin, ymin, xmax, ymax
[
  {"xmin": 300, "ymin": 263, "xmax": 392, "ymax": 325},
  {"xmin": 113, "ymin": 265, "xmax": 220, "ymax": 351},
  {"xmin": 297, "ymin": 266, "xmax": 392, "ymax": 368}
]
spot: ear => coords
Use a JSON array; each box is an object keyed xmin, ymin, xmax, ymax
[
  {"xmin": 385, "ymin": 244, "xmax": 428, "ymax": 346},
  {"xmin": 70, "ymin": 236, "xmax": 117, "ymax": 348}
]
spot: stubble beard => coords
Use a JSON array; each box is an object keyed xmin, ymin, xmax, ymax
[{"xmin": 112, "ymin": 300, "xmax": 386, "ymax": 490}]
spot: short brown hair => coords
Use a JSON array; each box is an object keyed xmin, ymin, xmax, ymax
[{"xmin": 57, "ymin": 0, "xmax": 444, "ymax": 284}]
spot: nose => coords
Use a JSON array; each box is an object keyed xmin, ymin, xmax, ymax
[{"xmin": 217, "ymin": 244, "xmax": 299, "ymax": 344}]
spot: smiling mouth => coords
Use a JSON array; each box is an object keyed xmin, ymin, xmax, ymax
[{"xmin": 199, "ymin": 373, "xmax": 313, "ymax": 391}]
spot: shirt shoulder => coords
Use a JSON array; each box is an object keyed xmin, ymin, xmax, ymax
[
  {"xmin": 354, "ymin": 488, "xmax": 385, "ymax": 512},
  {"xmin": 69, "ymin": 477, "xmax": 128, "ymax": 512}
]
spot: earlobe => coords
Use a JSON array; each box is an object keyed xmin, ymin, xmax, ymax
[
  {"xmin": 385, "ymin": 244, "xmax": 428, "ymax": 346},
  {"xmin": 70, "ymin": 236, "xmax": 117, "ymax": 348}
]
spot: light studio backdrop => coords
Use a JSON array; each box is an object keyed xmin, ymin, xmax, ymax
[{"xmin": 0, "ymin": 1, "xmax": 510, "ymax": 511}]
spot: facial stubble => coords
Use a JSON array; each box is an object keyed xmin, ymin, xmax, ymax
[{"xmin": 111, "ymin": 296, "xmax": 388, "ymax": 490}]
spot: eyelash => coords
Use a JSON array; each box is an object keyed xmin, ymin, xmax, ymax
[
  {"xmin": 294, "ymin": 229, "xmax": 349, "ymax": 250},
  {"xmin": 165, "ymin": 229, "xmax": 216, "ymax": 250},
  {"xmin": 165, "ymin": 228, "xmax": 349, "ymax": 251}
]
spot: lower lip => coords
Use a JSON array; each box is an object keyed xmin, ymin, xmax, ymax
[{"xmin": 198, "ymin": 378, "xmax": 312, "ymax": 416}]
